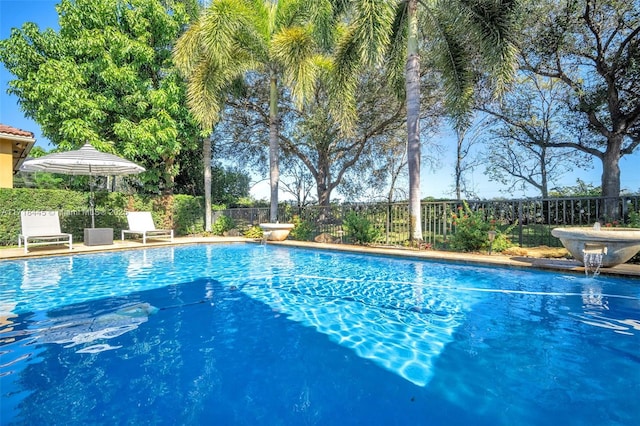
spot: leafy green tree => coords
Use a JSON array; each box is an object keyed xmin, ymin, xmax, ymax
[
  {"xmin": 173, "ymin": 146, "xmax": 250, "ymax": 204},
  {"xmin": 548, "ymin": 179, "xmax": 601, "ymax": 197},
  {"xmin": 339, "ymin": 132, "xmax": 409, "ymax": 203},
  {"xmin": 335, "ymin": 0, "xmax": 522, "ymax": 241},
  {"xmin": 280, "ymin": 67, "xmax": 420, "ymax": 207},
  {"xmin": 520, "ymin": 0, "xmax": 640, "ymax": 219},
  {"xmin": 339, "ymin": 90, "xmax": 443, "ymax": 204},
  {"xmin": 173, "ymin": 0, "xmax": 337, "ymax": 222},
  {"xmin": 279, "ymin": 159, "xmax": 317, "ymax": 208},
  {"xmin": 171, "ymin": 144, "xmax": 204, "ymax": 196},
  {"xmin": 210, "ymin": 165, "xmax": 251, "ymax": 205},
  {"xmin": 448, "ymin": 127, "xmax": 471, "ymax": 199},
  {"xmin": 479, "ymin": 75, "xmax": 592, "ymax": 198},
  {"xmin": 0, "ymin": 0, "xmax": 201, "ymax": 194},
  {"xmin": 217, "ymin": 65, "xmax": 442, "ymax": 208}
]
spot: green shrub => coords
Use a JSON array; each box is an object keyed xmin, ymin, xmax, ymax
[
  {"xmin": 289, "ymin": 215, "xmax": 314, "ymax": 241},
  {"xmin": 0, "ymin": 188, "xmax": 87, "ymax": 245},
  {"xmin": 342, "ymin": 211, "xmax": 380, "ymax": 245},
  {"xmin": 212, "ymin": 215, "xmax": 235, "ymax": 236},
  {"xmin": 0, "ymin": 188, "xmax": 207, "ymax": 245},
  {"xmin": 626, "ymin": 209, "xmax": 640, "ymax": 227},
  {"xmin": 173, "ymin": 194, "xmax": 204, "ymax": 235},
  {"xmin": 449, "ymin": 202, "xmax": 512, "ymax": 252},
  {"xmin": 243, "ymin": 225, "xmax": 263, "ymax": 239}
]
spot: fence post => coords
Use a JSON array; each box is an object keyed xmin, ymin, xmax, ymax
[
  {"xmin": 386, "ymin": 203, "xmax": 391, "ymax": 244},
  {"xmin": 441, "ymin": 202, "xmax": 447, "ymax": 247},
  {"xmin": 518, "ymin": 200, "xmax": 523, "ymax": 247}
]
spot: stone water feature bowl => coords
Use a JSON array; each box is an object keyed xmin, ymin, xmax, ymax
[
  {"xmin": 551, "ymin": 227, "xmax": 640, "ymax": 267},
  {"xmin": 259, "ymin": 223, "xmax": 295, "ymax": 241}
]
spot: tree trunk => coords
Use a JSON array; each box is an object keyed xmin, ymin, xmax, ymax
[
  {"xmin": 540, "ymin": 146, "xmax": 548, "ymax": 199},
  {"xmin": 203, "ymin": 134, "xmax": 212, "ymax": 232},
  {"xmin": 601, "ymin": 136, "xmax": 623, "ymax": 220},
  {"xmin": 455, "ymin": 128, "xmax": 465, "ymax": 200},
  {"xmin": 313, "ymin": 152, "xmax": 333, "ymax": 221},
  {"xmin": 162, "ymin": 156, "xmax": 175, "ymax": 196},
  {"xmin": 406, "ymin": 0, "xmax": 422, "ymax": 242},
  {"xmin": 316, "ymin": 172, "xmax": 332, "ymax": 222},
  {"xmin": 269, "ymin": 71, "xmax": 280, "ymax": 223},
  {"xmin": 317, "ymin": 184, "xmax": 330, "ymax": 208}
]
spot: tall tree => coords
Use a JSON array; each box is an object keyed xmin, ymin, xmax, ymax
[
  {"xmin": 203, "ymin": 134, "xmax": 212, "ymax": 231},
  {"xmin": 479, "ymin": 75, "xmax": 592, "ymax": 198},
  {"xmin": 0, "ymin": 0, "xmax": 201, "ymax": 194},
  {"xmin": 279, "ymin": 158, "xmax": 317, "ymax": 208},
  {"xmin": 340, "ymin": 133, "xmax": 410, "ymax": 203},
  {"xmin": 451, "ymin": 123, "xmax": 484, "ymax": 200},
  {"xmin": 172, "ymin": 144, "xmax": 251, "ymax": 205},
  {"xmin": 335, "ymin": 0, "xmax": 521, "ymax": 241},
  {"xmin": 520, "ymin": 0, "xmax": 640, "ymax": 219},
  {"xmin": 216, "ymin": 66, "xmax": 441, "ymax": 208},
  {"xmin": 173, "ymin": 0, "xmax": 337, "ymax": 222}
]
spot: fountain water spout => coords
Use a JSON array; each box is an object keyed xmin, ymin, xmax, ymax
[
  {"xmin": 261, "ymin": 231, "xmax": 273, "ymax": 246},
  {"xmin": 583, "ymin": 243, "xmax": 607, "ymax": 277}
]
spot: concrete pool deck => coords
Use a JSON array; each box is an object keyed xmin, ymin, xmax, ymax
[{"xmin": 1, "ymin": 236, "xmax": 639, "ymax": 278}]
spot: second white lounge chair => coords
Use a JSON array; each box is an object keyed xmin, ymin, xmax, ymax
[
  {"xmin": 121, "ymin": 212, "xmax": 174, "ymax": 244},
  {"xmin": 18, "ymin": 211, "xmax": 73, "ymax": 253}
]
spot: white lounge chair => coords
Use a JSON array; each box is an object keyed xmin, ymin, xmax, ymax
[
  {"xmin": 18, "ymin": 211, "xmax": 73, "ymax": 253},
  {"xmin": 121, "ymin": 212, "xmax": 174, "ymax": 244}
]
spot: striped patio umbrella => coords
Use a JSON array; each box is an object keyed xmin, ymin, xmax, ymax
[{"xmin": 20, "ymin": 143, "xmax": 145, "ymax": 227}]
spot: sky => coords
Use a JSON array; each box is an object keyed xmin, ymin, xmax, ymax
[
  {"xmin": 2, "ymin": 0, "xmax": 639, "ymax": 200},
  {"xmin": 1, "ymin": 0, "xmax": 59, "ymax": 151}
]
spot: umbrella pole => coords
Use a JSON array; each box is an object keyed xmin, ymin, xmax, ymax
[
  {"xmin": 90, "ymin": 192, "xmax": 95, "ymax": 228},
  {"xmin": 90, "ymin": 173, "xmax": 95, "ymax": 228}
]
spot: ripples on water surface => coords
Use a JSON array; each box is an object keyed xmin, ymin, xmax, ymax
[{"xmin": 1, "ymin": 244, "xmax": 639, "ymax": 425}]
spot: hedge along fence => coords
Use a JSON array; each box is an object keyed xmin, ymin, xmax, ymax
[{"xmin": 0, "ymin": 188, "xmax": 205, "ymax": 246}]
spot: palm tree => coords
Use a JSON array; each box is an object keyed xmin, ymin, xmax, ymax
[
  {"xmin": 336, "ymin": 0, "xmax": 521, "ymax": 241},
  {"xmin": 203, "ymin": 133, "xmax": 212, "ymax": 232},
  {"xmin": 173, "ymin": 0, "xmax": 335, "ymax": 222}
]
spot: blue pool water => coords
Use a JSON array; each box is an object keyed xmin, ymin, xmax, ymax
[{"xmin": 1, "ymin": 244, "xmax": 639, "ymax": 425}]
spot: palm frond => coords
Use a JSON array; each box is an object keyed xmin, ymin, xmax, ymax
[
  {"xmin": 245, "ymin": 0, "xmax": 271, "ymax": 43},
  {"xmin": 455, "ymin": 0, "xmax": 521, "ymax": 95},
  {"xmin": 385, "ymin": 2, "xmax": 409, "ymax": 98},
  {"xmin": 329, "ymin": 26, "xmax": 360, "ymax": 134},
  {"xmin": 186, "ymin": 61, "xmax": 226, "ymax": 129},
  {"xmin": 417, "ymin": 0, "xmax": 521, "ymax": 124},
  {"xmin": 274, "ymin": 0, "xmax": 306, "ymax": 28},
  {"xmin": 173, "ymin": 21, "xmax": 204, "ymax": 77},
  {"xmin": 271, "ymin": 26, "xmax": 318, "ymax": 104},
  {"xmin": 305, "ymin": 0, "xmax": 340, "ymax": 52},
  {"xmin": 351, "ymin": 0, "xmax": 397, "ymax": 66},
  {"xmin": 199, "ymin": 0, "xmax": 260, "ymax": 66},
  {"xmin": 422, "ymin": 4, "xmax": 476, "ymax": 123}
]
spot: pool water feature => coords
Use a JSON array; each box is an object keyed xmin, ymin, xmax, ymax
[
  {"xmin": 583, "ymin": 243, "xmax": 607, "ymax": 278},
  {"xmin": 1, "ymin": 244, "xmax": 639, "ymax": 425}
]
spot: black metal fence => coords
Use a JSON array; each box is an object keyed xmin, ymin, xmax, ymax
[{"xmin": 221, "ymin": 196, "xmax": 640, "ymax": 248}]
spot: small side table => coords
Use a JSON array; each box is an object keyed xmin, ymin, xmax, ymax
[{"xmin": 84, "ymin": 228, "xmax": 114, "ymax": 246}]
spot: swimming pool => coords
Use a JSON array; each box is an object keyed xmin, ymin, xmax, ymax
[{"xmin": 1, "ymin": 244, "xmax": 639, "ymax": 425}]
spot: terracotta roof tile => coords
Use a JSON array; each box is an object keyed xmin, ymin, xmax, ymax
[{"xmin": 0, "ymin": 124, "xmax": 35, "ymax": 138}]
